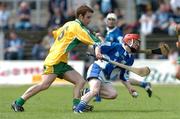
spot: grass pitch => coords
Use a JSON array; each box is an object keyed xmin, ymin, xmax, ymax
[{"xmin": 0, "ymin": 85, "xmax": 180, "ymax": 119}]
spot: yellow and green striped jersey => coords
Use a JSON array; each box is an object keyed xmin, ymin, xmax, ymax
[{"xmin": 44, "ymin": 19, "xmax": 100, "ymax": 66}]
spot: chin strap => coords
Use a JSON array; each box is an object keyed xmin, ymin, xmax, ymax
[
  {"xmin": 124, "ymin": 39, "xmax": 140, "ymax": 53},
  {"xmin": 125, "ymin": 44, "xmax": 138, "ymax": 53},
  {"xmin": 130, "ymin": 47, "xmax": 138, "ymax": 53}
]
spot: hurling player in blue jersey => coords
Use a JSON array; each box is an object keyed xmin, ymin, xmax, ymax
[
  {"xmin": 104, "ymin": 13, "xmax": 123, "ymax": 43},
  {"xmin": 92, "ymin": 13, "xmax": 152, "ymax": 102},
  {"xmin": 74, "ymin": 34, "xmax": 146, "ymax": 113},
  {"xmin": 106, "ymin": 13, "xmax": 151, "ymax": 93}
]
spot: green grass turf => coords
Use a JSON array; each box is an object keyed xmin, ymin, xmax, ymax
[{"xmin": 0, "ymin": 85, "xmax": 180, "ymax": 119}]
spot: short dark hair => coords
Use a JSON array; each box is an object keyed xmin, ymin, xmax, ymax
[{"xmin": 75, "ymin": 5, "xmax": 94, "ymax": 18}]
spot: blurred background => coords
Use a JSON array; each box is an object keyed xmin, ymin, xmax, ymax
[{"xmin": 0, "ymin": 0, "xmax": 179, "ymax": 85}]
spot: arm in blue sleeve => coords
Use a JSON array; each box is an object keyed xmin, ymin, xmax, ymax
[
  {"xmin": 119, "ymin": 69, "xmax": 129, "ymax": 81},
  {"xmin": 100, "ymin": 42, "xmax": 121, "ymax": 54}
]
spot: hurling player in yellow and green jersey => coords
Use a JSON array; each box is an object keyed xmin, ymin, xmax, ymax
[
  {"xmin": 12, "ymin": 5, "xmax": 103, "ymax": 112},
  {"xmin": 44, "ymin": 18, "xmax": 100, "ymax": 65}
]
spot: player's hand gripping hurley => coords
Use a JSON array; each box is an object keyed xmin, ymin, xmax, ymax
[
  {"xmin": 137, "ymin": 43, "xmax": 170, "ymax": 56},
  {"xmin": 87, "ymin": 52, "xmax": 150, "ymax": 77}
]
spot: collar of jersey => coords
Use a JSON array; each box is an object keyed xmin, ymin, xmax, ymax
[
  {"xmin": 75, "ymin": 19, "xmax": 85, "ymax": 27},
  {"xmin": 106, "ymin": 26, "xmax": 117, "ymax": 34}
]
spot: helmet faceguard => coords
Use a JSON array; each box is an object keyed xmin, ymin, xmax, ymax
[{"xmin": 123, "ymin": 34, "xmax": 140, "ymax": 53}]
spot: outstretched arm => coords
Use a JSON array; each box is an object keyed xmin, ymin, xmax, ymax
[{"xmin": 120, "ymin": 80, "xmax": 138, "ymax": 98}]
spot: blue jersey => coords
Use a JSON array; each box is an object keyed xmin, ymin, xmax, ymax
[
  {"xmin": 105, "ymin": 27, "xmax": 123, "ymax": 44},
  {"xmin": 87, "ymin": 42, "xmax": 134, "ymax": 81}
]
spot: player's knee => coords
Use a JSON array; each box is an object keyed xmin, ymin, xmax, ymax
[
  {"xmin": 80, "ymin": 79, "xmax": 86, "ymax": 86},
  {"xmin": 91, "ymin": 89, "xmax": 99, "ymax": 97},
  {"xmin": 108, "ymin": 92, "xmax": 118, "ymax": 99},
  {"xmin": 75, "ymin": 79, "xmax": 86, "ymax": 87},
  {"xmin": 74, "ymin": 78, "xmax": 86, "ymax": 85},
  {"xmin": 39, "ymin": 83, "xmax": 50, "ymax": 90}
]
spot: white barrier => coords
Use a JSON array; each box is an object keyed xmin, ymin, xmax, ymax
[
  {"xmin": 0, "ymin": 61, "xmax": 85, "ymax": 84},
  {"xmin": 0, "ymin": 60, "xmax": 179, "ymax": 85},
  {"xmin": 130, "ymin": 60, "xmax": 180, "ymax": 84}
]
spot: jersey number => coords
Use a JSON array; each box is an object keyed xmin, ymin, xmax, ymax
[{"xmin": 58, "ymin": 26, "xmax": 68, "ymax": 41}]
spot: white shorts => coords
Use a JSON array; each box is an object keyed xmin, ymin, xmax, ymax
[{"xmin": 86, "ymin": 63, "xmax": 121, "ymax": 83}]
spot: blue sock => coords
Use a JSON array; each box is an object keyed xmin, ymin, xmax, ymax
[
  {"xmin": 94, "ymin": 94, "xmax": 101, "ymax": 102},
  {"xmin": 140, "ymin": 82, "xmax": 147, "ymax": 88},
  {"xmin": 74, "ymin": 101, "xmax": 87, "ymax": 112}
]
